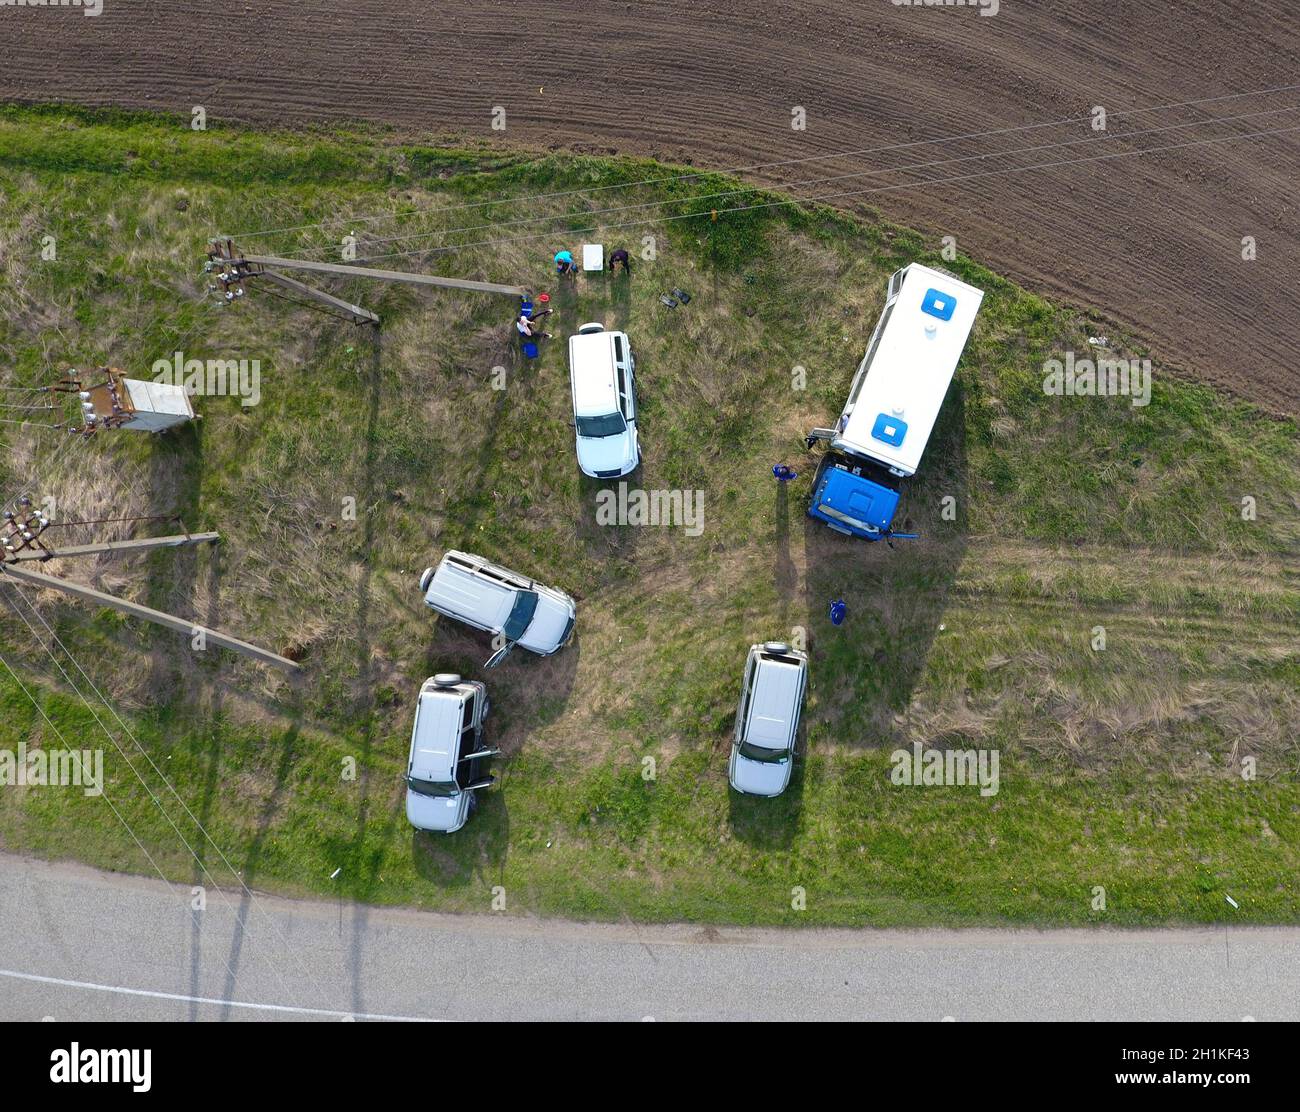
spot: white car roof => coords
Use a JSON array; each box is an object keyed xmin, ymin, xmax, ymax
[
  {"xmin": 569, "ymin": 329, "xmax": 625, "ymax": 416},
  {"xmin": 743, "ymin": 650, "xmax": 805, "ymax": 749},
  {"xmin": 836, "ymin": 263, "xmax": 983, "ymax": 476},
  {"xmin": 408, "ymin": 684, "xmax": 465, "ymax": 781},
  {"xmin": 424, "ymin": 552, "xmax": 518, "ymax": 628}
]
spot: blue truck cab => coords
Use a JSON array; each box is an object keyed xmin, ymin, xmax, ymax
[
  {"xmin": 805, "ymin": 263, "xmax": 984, "ymax": 541},
  {"xmin": 808, "ymin": 452, "xmax": 901, "ymax": 539}
]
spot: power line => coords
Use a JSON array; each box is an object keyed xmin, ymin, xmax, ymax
[
  {"xmin": 0, "ymin": 642, "xmax": 258, "ymax": 1006},
  {"xmin": 0, "ymin": 428, "xmax": 83, "ymax": 519},
  {"xmin": 227, "ymin": 80, "xmax": 1300, "ymax": 241},
  {"xmin": 339, "ymin": 120, "xmax": 1300, "ymax": 266},
  {"xmin": 0, "ymin": 418, "xmax": 63, "ymax": 430},
  {"xmin": 277, "ymin": 102, "xmax": 1300, "ymax": 261},
  {"xmin": 0, "ymin": 584, "xmax": 325, "ymax": 1011}
]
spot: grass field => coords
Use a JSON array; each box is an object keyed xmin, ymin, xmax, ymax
[{"xmin": 1, "ymin": 105, "xmax": 1297, "ymax": 926}]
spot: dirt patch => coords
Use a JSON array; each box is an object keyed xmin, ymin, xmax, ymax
[{"xmin": 2, "ymin": 3, "xmax": 1299, "ymax": 413}]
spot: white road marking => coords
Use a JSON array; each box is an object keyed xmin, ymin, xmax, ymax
[{"xmin": 0, "ymin": 968, "xmax": 437, "ymax": 1022}]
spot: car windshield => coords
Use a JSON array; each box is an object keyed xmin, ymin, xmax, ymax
[
  {"xmin": 407, "ymin": 776, "xmax": 458, "ymax": 798},
  {"xmin": 576, "ymin": 411, "xmax": 626, "ymax": 438},
  {"xmin": 738, "ymin": 740, "xmax": 788, "ymax": 764},
  {"xmin": 503, "ymin": 589, "xmax": 539, "ymax": 641}
]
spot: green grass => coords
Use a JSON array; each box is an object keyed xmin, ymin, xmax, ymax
[{"xmin": 0, "ymin": 105, "xmax": 1297, "ymax": 926}]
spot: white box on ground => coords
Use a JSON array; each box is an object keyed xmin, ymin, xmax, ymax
[
  {"xmin": 121, "ymin": 377, "xmax": 196, "ymax": 432},
  {"xmin": 582, "ymin": 243, "xmax": 604, "ymax": 272}
]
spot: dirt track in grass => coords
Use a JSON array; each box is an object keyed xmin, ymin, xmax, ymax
[{"xmin": 2, "ymin": 1, "xmax": 1299, "ymax": 413}]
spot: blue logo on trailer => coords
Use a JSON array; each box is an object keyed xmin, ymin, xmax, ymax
[
  {"xmin": 921, "ymin": 288, "xmax": 956, "ymax": 321},
  {"xmin": 870, "ymin": 413, "xmax": 907, "ymax": 447}
]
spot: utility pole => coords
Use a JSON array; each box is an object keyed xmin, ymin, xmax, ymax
[
  {"xmin": 206, "ymin": 239, "xmax": 529, "ymax": 326},
  {"xmin": 0, "ymin": 501, "xmax": 299, "ymax": 672}
]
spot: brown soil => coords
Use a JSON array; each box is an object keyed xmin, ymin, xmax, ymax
[{"xmin": 2, "ymin": 1, "xmax": 1298, "ymax": 413}]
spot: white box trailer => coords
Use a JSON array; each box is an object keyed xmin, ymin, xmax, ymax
[
  {"xmin": 832, "ymin": 263, "xmax": 983, "ymax": 477},
  {"xmin": 806, "ymin": 263, "xmax": 983, "ymax": 540}
]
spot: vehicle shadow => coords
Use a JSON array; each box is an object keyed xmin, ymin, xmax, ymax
[
  {"xmin": 405, "ymin": 624, "xmax": 577, "ymax": 902},
  {"xmin": 573, "ymin": 469, "xmax": 647, "ymax": 568},
  {"xmin": 722, "ymin": 478, "xmax": 810, "ymax": 850},
  {"xmin": 797, "ymin": 381, "xmax": 970, "ymax": 751},
  {"xmin": 726, "ymin": 738, "xmax": 805, "ymax": 851},
  {"xmin": 423, "ymin": 617, "xmax": 580, "ymax": 744},
  {"xmin": 410, "ymin": 785, "xmax": 509, "ymax": 892}
]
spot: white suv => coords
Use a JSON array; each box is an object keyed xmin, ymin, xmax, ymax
[
  {"xmin": 568, "ymin": 322, "xmax": 640, "ymax": 478},
  {"xmin": 728, "ymin": 642, "xmax": 808, "ymax": 797},
  {"xmin": 405, "ymin": 674, "xmax": 498, "ymax": 834},
  {"xmin": 419, "ymin": 550, "xmax": 576, "ymax": 668}
]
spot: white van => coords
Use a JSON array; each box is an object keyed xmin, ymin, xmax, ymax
[
  {"xmin": 405, "ymin": 674, "xmax": 498, "ymax": 834},
  {"xmin": 419, "ymin": 550, "xmax": 576, "ymax": 668},
  {"xmin": 728, "ymin": 642, "xmax": 808, "ymax": 797},
  {"xmin": 827, "ymin": 263, "xmax": 983, "ymax": 478},
  {"xmin": 805, "ymin": 263, "xmax": 984, "ymax": 542},
  {"xmin": 568, "ymin": 323, "xmax": 640, "ymax": 478}
]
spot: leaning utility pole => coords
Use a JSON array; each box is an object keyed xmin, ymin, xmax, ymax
[
  {"xmin": 0, "ymin": 499, "xmax": 299, "ymax": 672},
  {"xmin": 206, "ymin": 239, "xmax": 528, "ymax": 326}
]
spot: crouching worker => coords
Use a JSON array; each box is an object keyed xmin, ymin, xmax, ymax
[
  {"xmin": 517, "ymin": 308, "xmax": 553, "ymax": 340},
  {"xmin": 554, "ymin": 249, "xmax": 576, "ymax": 278},
  {"xmin": 608, "ymin": 247, "xmax": 632, "ymax": 275}
]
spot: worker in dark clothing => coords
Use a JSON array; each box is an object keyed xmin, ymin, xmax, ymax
[{"xmin": 608, "ymin": 247, "xmax": 632, "ymax": 275}]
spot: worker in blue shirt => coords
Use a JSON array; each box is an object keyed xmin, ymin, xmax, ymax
[{"xmin": 554, "ymin": 249, "xmax": 575, "ymax": 277}]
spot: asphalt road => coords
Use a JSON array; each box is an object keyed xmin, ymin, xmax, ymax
[{"xmin": 3, "ymin": 853, "xmax": 1297, "ymax": 1021}]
